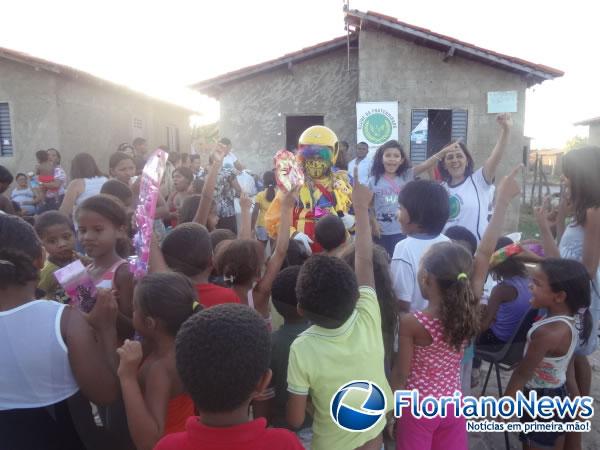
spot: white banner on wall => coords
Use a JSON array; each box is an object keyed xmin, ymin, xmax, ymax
[{"xmin": 356, "ymin": 102, "xmax": 399, "ymax": 150}]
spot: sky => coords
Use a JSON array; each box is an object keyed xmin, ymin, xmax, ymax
[{"xmin": 1, "ymin": 0, "xmax": 598, "ymax": 148}]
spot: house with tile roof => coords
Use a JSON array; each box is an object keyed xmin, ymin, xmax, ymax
[
  {"xmin": 191, "ymin": 9, "xmax": 562, "ymax": 227},
  {"xmin": 0, "ymin": 47, "xmax": 193, "ymax": 175},
  {"xmin": 574, "ymin": 116, "xmax": 600, "ymax": 146}
]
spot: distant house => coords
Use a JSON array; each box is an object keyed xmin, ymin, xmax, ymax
[
  {"xmin": 574, "ymin": 116, "xmax": 600, "ymax": 146},
  {"xmin": 0, "ymin": 47, "xmax": 193, "ymax": 175},
  {"xmin": 529, "ymin": 148, "xmax": 564, "ymax": 176}
]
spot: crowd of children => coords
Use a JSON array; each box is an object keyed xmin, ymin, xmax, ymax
[{"xmin": 0, "ymin": 126, "xmax": 599, "ymax": 450}]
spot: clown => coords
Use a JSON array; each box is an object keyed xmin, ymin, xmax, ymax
[{"xmin": 266, "ymin": 125, "xmax": 353, "ymax": 253}]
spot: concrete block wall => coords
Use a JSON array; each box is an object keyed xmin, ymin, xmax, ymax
[
  {"xmin": 0, "ymin": 58, "xmax": 61, "ymax": 173},
  {"xmin": 55, "ymin": 78, "xmax": 192, "ymax": 174},
  {"xmin": 0, "ymin": 58, "xmax": 191, "ymax": 177},
  {"xmin": 589, "ymin": 123, "xmax": 600, "ymax": 146},
  {"xmin": 218, "ymin": 48, "xmax": 358, "ymax": 173},
  {"xmin": 358, "ymin": 29, "xmax": 530, "ymax": 229}
]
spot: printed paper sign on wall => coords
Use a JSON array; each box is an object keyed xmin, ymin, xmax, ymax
[
  {"xmin": 356, "ymin": 102, "xmax": 399, "ymax": 150},
  {"xmin": 487, "ymin": 91, "xmax": 518, "ymax": 114},
  {"xmin": 410, "ymin": 117, "xmax": 428, "ymax": 144}
]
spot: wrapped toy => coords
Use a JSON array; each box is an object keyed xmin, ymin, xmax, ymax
[
  {"xmin": 266, "ymin": 126, "xmax": 353, "ymax": 252},
  {"xmin": 54, "ymin": 260, "xmax": 97, "ymax": 312},
  {"xmin": 489, "ymin": 241, "xmax": 545, "ymax": 269},
  {"xmin": 129, "ymin": 149, "xmax": 168, "ymax": 279},
  {"xmin": 489, "ymin": 243, "xmax": 523, "ymax": 268},
  {"xmin": 274, "ymin": 149, "xmax": 304, "ymax": 192},
  {"xmin": 522, "ymin": 242, "xmax": 545, "ymax": 258}
]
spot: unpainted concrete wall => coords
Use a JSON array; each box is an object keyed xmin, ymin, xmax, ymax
[
  {"xmin": 218, "ymin": 48, "xmax": 358, "ymax": 173},
  {"xmin": 0, "ymin": 58, "xmax": 191, "ymax": 177},
  {"xmin": 358, "ymin": 29, "xmax": 530, "ymax": 229}
]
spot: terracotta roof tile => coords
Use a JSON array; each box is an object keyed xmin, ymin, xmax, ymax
[
  {"xmin": 191, "ymin": 34, "xmax": 354, "ymax": 92},
  {"xmin": 191, "ymin": 9, "xmax": 563, "ymax": 95},
  {"xmin": 361, "ymin": 10, "xmax": 564, "ymax": 77}
]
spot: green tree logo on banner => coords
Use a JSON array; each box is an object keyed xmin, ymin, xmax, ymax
[{"xmin": 362, "ymin": 113, "xmax": 393, "ymax": 144}]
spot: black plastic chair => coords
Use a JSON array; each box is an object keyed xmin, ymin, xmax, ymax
[{"xmin": 475, "ymin": 308, "xmax": 539, "ymax": 450}]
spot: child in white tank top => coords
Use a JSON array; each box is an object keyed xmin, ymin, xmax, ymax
[{"xmin": 505, "ymin": 259, "xmax": 592, "ymax": 449}]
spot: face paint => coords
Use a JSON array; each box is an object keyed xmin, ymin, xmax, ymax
[{"xmin": 304, "ymin": 158, "xmax": 330, "ymax": 179}]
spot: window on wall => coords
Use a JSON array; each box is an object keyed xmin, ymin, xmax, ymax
[
  {"xmin": 166, "ymin": 125, "xmax": 179, "ymax": 152},
  {"xmin": 0, "ymin": 103, "xmax": 13, "ymax": 157},
  {"xmin": 410, "ymin": 109, "xmax": 468, "ymax": 163},
  {"xmin": 132, "ymin": 117, "xmax": 144, "ymax": 139}
]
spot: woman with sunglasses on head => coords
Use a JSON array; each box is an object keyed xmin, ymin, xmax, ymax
[{"xmin": 438, "ymin": 114, "xmax": 512, "ymax": 242}]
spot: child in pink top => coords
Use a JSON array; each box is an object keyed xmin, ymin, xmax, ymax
[
  {"xmin": 391, "ymin": 167, "xmax": 521, "ymax": 450},
  {"xmin": 393, "ymin": 243, "xmax": 477, "ymax": 450}
]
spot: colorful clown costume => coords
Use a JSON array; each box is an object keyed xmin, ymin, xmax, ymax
[{"xmin": 266, "ymin": 126, "xmax": 353, "ymax": 253}]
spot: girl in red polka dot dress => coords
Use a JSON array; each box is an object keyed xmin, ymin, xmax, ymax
[{"xmin": 390, "ymin": 166, "xmax": 521, "ymax": 450}]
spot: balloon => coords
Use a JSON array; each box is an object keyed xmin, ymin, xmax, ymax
[{"xmin": 128, "ymin": 149, "xmax": 168, "ymax": 279}]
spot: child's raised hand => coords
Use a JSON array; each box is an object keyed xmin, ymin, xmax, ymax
[
  {"xmin": 496, "ymin": 165, "xmax": 521, "ymax": 204},
  {"xmin": 497, "ymin": 113, "xmax": 512, "ymax": 130},
  {"xmin": 533, "ymin": 203, "xmax": 550, "ymax": 230},
  {"xmin": 440, "ymin": 140, "xmax": 461, "ymax": 155},
  {"xmin": 116, "ymin": 339, "xmax": 143, "ymax": 379},
  {"xmin": 86, "ymin": 288, "xmax": 118, "ymax": 331},
  {"xmin": 213, "ymin": 144, "xmax": 226, "ymax": 163},
  {"xmin": 239, "ymin": 192, "xmax": 253, "ymax": 211},
  {"xmin": 351, "ymin": 166, "xmax": 373, "ymax": 210}
]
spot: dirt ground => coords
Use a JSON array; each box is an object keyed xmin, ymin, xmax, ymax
[{"xmin": 468, "ymin": 349, "xmax": 600, "ymax": 450}]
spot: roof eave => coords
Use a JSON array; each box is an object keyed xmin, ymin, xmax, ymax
[
  {"xmin": 347, "ymin": 9, "xmax": 563, "ymax": 84},
  {"xmin": 0, "ymin": 48, "xmax": 197, "ymax": 114},
  {"xmin": 574, "ymin": 117, "xmax": 600, "ymax": 126},
  {"xmin": 191, "ymin": 36, "xmax": 355, "ymax": 97}
]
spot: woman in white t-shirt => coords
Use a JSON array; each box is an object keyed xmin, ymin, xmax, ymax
[{"xmin": 439, "ymin": 114, "xmax": 511, "ymax": 241}]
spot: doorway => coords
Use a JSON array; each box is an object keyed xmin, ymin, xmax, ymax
[
  {"xmin": 410, "ymin": 109, "xmax": 468, "ymax": 163},
  {"xmin": 427, "ymin": 109, "xmax": 452, "ymax": 158},
  {"xmin": 285, "ymin": 115, "xmax": 324, "ymax": 150}
]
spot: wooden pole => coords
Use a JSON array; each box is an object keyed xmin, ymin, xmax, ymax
[
  {"xmin": 537, "ymin": 158, "xmax": 543, "ymax": 205},
  {"xmin": 539, "ymin": 166, "xmax": 551, "ymax": 196},
  {"xmin": 530, "ymin": 153, "xmax": 539, "ymax": 208},
  {"xmin": 521, "ymin": 164, "xmax": 526, "ymax": 205}
]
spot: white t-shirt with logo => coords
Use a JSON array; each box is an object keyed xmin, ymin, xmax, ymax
[
  {"xmin": 442, "ymin": 167, "xmax": 493, "ymax": 242},
  {"xmin": 391, "ymin": 233, "xmax": 450, "ymax": 311}
]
